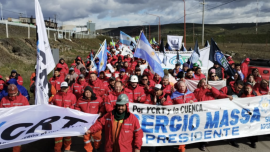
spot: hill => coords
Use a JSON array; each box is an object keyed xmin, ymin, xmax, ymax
[{"xmin": 96, "ymin": 22, "xmax": 270, "ymax": 44}]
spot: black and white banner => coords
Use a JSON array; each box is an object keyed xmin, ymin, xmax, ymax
[
  {"xmin": 0, "ymin": 105, "xmax": 99, "ymax": 149},
  {"xmin": 167, "ymin": 35, "xmax": 183, "ymax": 51}
]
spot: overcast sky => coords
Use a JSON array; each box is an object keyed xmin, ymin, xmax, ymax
[{"xmin": 1, "ymin": 0, "xmax": 270, "ymax": 29}]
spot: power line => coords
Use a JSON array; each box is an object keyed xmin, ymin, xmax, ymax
[{"xmin": 166, "ymin": 0, "xmax": 239, "ymax": 24}]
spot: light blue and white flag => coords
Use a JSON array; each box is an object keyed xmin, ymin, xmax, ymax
[
  {"xmin": 96, "ymin": 40, "xmax": 108, "ymax": 73},
  {"xmin": 134, "ymin": 31, "xmax": 164, "ymax": 77},
  {"xmin": 180, "ymin": 43, "xmax": 187, "ymax": 52},
  {"xmin": 189, "ymin": 40, "xmax": 200, "ymax": 64},
  {"xmin": 120, "ymin": 31, "xmax": 137, "ymax": 46}
]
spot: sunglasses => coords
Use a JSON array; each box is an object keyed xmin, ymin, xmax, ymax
[{"xmin": 142, "ymin": 79, "xmax": 148, "ymax": 81}]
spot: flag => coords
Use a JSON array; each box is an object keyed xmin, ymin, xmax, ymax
[
  {"xmin": 165, "ymin": 42, "xmax": 172, "ymax": 51},
  {"xmin": 160, "ymin": 39, "xmax": 167, "ymax": 66},
  {"xmin": 176, "ymin": 50, "xmax": 180, "ymax": 63},
  {"xmin": 153, "ymin": 37, "xmax": 158, "ymax": 44},
  {"xmin": 209, "ymin": 38, "xmax": 235, "ymax": 77},
  {"xmin": 120, "ymin": 31, "xmax": 136, "ymax": 46},
  {"xmin": 205, "ymin": 40, "xmax": 210, "ymax": 47},
  {"xmin": 134, "ymin": 31, "xmax": 164, "ymax": 77},
  {"xmin": 180, "ymin": 43, "xmax": 187, "ymax": 52},
  {"xmin": 35, "ymin": 0, "xmax": 55, "ymax": 105},
  {"xmin": 96, "ymin": 40, "xmax": 108, "ymax": 73},
  {"xmin": 111, "ymin": 39, "xmax": 116, "ymax": 48},
  {"xmin": 189, "ymin": 40, "xmax": 200, "ymax": 64},
  {"xmin": 150, "ymin": 39, "xmax": 153, "ymax": 45},
  {"xmin": 188, "ymin": 47, "xmax": 193, "ymax": 51}
]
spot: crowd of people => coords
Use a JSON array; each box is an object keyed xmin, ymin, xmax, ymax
[{"xmin": 0, "ymin": 44, "xmax": 269, "ymax": 152}]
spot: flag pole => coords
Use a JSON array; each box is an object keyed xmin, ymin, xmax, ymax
[{"xmin": 134, "ymin": 30, "xmax": 143, "ymax": 55}]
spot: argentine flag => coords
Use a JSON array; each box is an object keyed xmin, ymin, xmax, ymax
[
  {"xmin": 189, "ymin": 40, "xmax": 200, "ymax": 64},
  {"xmin": 134, "ymin": 31, "xmax": 164, "ymax": 77},
  {"xmin": 120, "ymin": 31, "xmax": 136, "ymax": 46},
  {"xmin": 96, "ymin": 40, "xmax": 108, "ymax": 73}
]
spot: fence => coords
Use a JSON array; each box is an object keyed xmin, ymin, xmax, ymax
[{"xmin": 0, "ymin": 20, "xmax": 96, "ymax": 39}]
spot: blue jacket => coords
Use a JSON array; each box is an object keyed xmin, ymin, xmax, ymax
[{"xmin": 0, "ymin": 78, "xmax": 30, "ymax": 101}]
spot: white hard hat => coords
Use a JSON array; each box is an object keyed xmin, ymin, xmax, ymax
[
  {"xmin": 154, "ymin": 84, "xmax": 162, "ymax": 90},
  {"xmin": 61, "ymin": 82, "xmax": 68, "ymax": 88},
  {"xmin": 130, "ymin": 75, "xmax": 139, "ymax": 83}
]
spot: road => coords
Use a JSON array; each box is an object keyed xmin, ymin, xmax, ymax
[{"xmin": 1, "ymin": 135, "xmax": 270, "ymax": 152}]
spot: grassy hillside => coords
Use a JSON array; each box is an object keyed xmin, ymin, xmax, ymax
[{"xmin": 0, "ymin": 36, "xmax": 110, "ymax": 104}]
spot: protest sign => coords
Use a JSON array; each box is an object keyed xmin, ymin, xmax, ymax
[
  {"xmin": 167, "ymin": 35, "xmax": 183, "ymax": 50},
  {"xmin": 186, "ymin": 80, "xmax": 227, "ymax": 92},
  {"xmin": 129, "ymin": 95, "xmax": 270, "ymax": 146},
  {"xmin": 0, "ymin": 104, "xmax": 99, "ymax": 149},
  {"xmin": 157, "ymin": 47, "xmax": 213, "ymax": 75}
]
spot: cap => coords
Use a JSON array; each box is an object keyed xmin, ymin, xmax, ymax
[
  {"xmin": 71, "ymin": 63, "xmax": 76, "ymax": 66},
  {"xmin": 176, "ymin": 71, "xmax": 185, "ymax": 79},
  {"xmin": 69, "ymin": 67, "xmax": 74, "ymax": 71},
  {"xmin": 183, "ymin": 63, "xmax": 189, "ymax": 67},
  {"xmin": 130, "ymin": 75, "xmax": 139, "ymax": 83},
  {"xmin": 79, "ymin": 74, "xmax": 84, "ymax": 78},
  {"xmin": 8, "ymin": 84, "xmax": 18, "ymax": 94},
  {"xmin": 245, "ymin": 58, "xmax": 250, "ymax": 62},
  {"xmin": 135, "ymin": 67, "xmax": 141, "ymax": 71},
  {"xmin": 116, "ymin": 94, "xmax": 129, "ymax": 105},
  {"xmin": 109, "ymin": 77, "xmax": 116, "ymax": 81},
  {"xmin": 61, "ymin": 82, "xmax": 68, "ymax": 88},
  {"xmin": 164, "ymin": 69, "xmax": 169, "ymax": 75},
  {"xmin": 84, "ymin": 86, "xmax": 96, "ymax": 99},
  {"xmin": 154, "ymin": 84, "xmax": 162, "ymax": 90},
  {"xmin": 193, "ymin": 63, "xmax": 199, "ymax": 67},
  {"xmin": 11, "ymin": 70, "xmax": 17, "ymax": 73},
  {"xmin": 77, "ymin": 57, "xmax": 82, "ymax": 60},
  {"xmin": 120, "ymin": 68, "xmax": 125, "ymax": 72},
  {"xmin": 210, "ymin": 69, "xmax": 216, "ymax": 74}
]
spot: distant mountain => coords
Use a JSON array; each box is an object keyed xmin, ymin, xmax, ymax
[{"xmin": 96, "ymin": 22, "xmax": 270, "ymax": 43}]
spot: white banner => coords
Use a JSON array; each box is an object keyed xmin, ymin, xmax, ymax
[
  {"xmin": 157, "ymin": 47, "xmax": 213, "ymax": 75},
  {"xmin": 121, "ymin": 46, "xmax": 133, "ymax": 58},
  {"xmin": 35, "ymin": 0, "xmax": 55, "ymax": 105},
  {"xmin": 186, "ymin": 80, "xmax": 227, "ymax": 92},
  {"xmin": 0, "ymin": 105, "xmax": 99, "ymax": 149},
  {"xmin": 167, "ymin": 35, "xmax": 183, "ymax": 50},
  {"xmin": 129, "ymin": 95, "xmax": 270, "ymax": 146}
]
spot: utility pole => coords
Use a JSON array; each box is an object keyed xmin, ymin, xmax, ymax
[
  {"xmin": 145, "ymin": 26, "xmax": 147, "ymax": 39},
  {"xmin": 0, "ymin": 2, "xmax": 3, "ymax": 20},
  {"xmin": 147, "ymin": 13, "xmax": 161, "ymax": 44},
  {"xmin": 256, "ymin": 0, "xmax": 258, "ymax": 34},
  {"xmin": 54, "ymin": 14, "xmax": 57, "ymax": 29},
  {"xmin": 202, "ymin": 0, "xmax": 205, "ymax": 46},
  {"xmin": 193, "ymin": 23, "xmax": 194, "ymax": 43},
  {"xmin": 159, "ymin": 18, "xmax": 161, "ymax": 43},
  {"xmin": 183, "ymin": 0, "xmax": 186, "ymax": 47}
]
